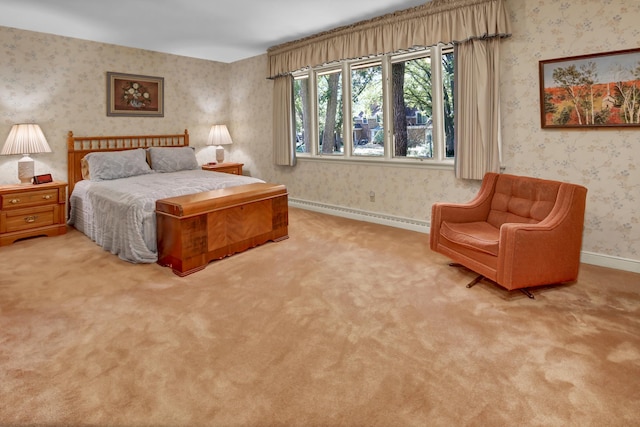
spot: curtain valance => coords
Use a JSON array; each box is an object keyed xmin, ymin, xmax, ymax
[{"xmin": 266, "ymin": 0, "xmax": 511, "ymax": 78}]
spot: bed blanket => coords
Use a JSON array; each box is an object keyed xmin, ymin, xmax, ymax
[{"xmin": 68, "ymin": 170, "xmax": 264, "ymax": 263}]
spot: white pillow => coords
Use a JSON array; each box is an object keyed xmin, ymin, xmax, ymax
[
  {"xmin": 148, "ymin": 146, "xmax": 199, "ymax": 173},
  {"xmin": 84, "ymin": 148, "xmax": 153, "ymax": 181}
]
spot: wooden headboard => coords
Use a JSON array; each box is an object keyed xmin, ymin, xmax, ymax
[{"xmin": 67, "ymin": 129, "xmax": 190, "ymax": 196}]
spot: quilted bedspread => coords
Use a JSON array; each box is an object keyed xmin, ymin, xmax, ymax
[{"xmin": 68, "ymin": 169, "xmax": 264, "ymax": 263}]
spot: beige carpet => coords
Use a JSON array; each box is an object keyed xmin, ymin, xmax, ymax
[{"xmin": 1, "ymin": 207, "xmax": 639, "ymax": 426}]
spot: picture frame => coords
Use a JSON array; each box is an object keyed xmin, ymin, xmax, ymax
[
  {"xmin": 107, "ymin": 72, "xmax": 164, "ymax": 117},
  {"xmin": 539, "ymin": 48, "xmax": 640, "ymax": 129}
]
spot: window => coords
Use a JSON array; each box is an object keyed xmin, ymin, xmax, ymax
[
  {"xmin": 441, "ymin": 48, "xmax": 455, "ymax": 158},
  {"xmin": 392, "ymin": 53, "xmax": 433, "ymax": 158},
  {"xmin": 294, "ymin": 75, "xmax": 311, "ymax": 153},
  {"xmin": 292, "ymin": 44, "xmax": 454, "ymax": 164},
  {"xmin": 317, "ymin": 68, "xmax": 343, "ymax": 155},
  {"xmin": 352, "ymin": 61, "xmax": 383, "ymax": 157},
  {"xmin": 392, "ymin": 47, "xmax": 455, "ymax": 160}
]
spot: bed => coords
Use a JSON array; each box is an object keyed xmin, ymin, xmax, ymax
[{"xmin": 67, "ymin": 130, "xmax": 288, "ymax": 275}]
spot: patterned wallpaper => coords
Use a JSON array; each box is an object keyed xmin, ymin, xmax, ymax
[
  {"xmin": 0, "ymin": 26, "xmax": 228, "ymax": 183},
  {"xmin": 1, "ymin": 0, "xmax": 639, "ymax": 266}
]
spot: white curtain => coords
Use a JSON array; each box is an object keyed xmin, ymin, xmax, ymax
[
  {"xmin": 454, "ymin": 38, "xmax": 502, "ymax": 179},
  {"xmin": 272, "ymin": 75, "xmax": 296, "ymax": 166}
]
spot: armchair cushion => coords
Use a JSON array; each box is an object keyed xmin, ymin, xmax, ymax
[{"xmin": 440, "ymin": 221, "xmax": 500, "ymax": 256}]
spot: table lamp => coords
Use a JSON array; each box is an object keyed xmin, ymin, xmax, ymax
[
  {"xmin": 207, "ymin": 124, "xmax": 233, "ymax": 163},
  {"xmin": 1, "ymin": 124, "xmax": 52, "ymax": 184}
]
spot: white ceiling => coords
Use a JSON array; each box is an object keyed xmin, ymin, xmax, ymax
[{"xmin": 0, "ymin": 0, "xmax": 429, "ymax": 63}]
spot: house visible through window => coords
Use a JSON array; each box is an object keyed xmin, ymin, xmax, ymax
[{"xmin": 293, "ymin": 44, "xmax": 455, "ymax": 165}]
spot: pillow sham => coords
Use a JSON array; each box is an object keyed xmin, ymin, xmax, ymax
[
  {"xmin": 148, "ymin": 146, "xmax": 199, "ymax": 173},
  {"xmin": 80, "ymin": 157, "xmax": 91, "ymax": 180},
  {"xmin": 84, "ymin": 148, "xmax": 153, "ymax": 181}
]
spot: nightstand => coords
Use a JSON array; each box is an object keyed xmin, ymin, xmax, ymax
[
  {"xmin": 202, "ymin": 162, "xmax": 244, "ymax": 175},
  {"xmin": 0, "ymin": 181, "xmax": 67, "ymax": 246}
]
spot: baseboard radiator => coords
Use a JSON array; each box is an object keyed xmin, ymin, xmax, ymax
[
  {"xmin": 288, "ymin": 198, "xmax": 640, "ymax": 274},
  {"xmin": 288, "ymin": 198, "xmax": 429, "ymax": 234}
]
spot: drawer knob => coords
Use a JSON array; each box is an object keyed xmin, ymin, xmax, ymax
[
  {"xmin": 24, "ymin": 215, "xmax": 38, "ymax": 223},
  {"xmin": 42, "ymin": 195, "xmax": 52, "ymax": 200},
  {"xmin": 10, "ymin": 198, "xmax": 21, "ymax": 204}
]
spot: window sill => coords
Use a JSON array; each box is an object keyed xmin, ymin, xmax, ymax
[{"xmin": 294, "ymin": 154, "xmax": 455, "ymax": 170}]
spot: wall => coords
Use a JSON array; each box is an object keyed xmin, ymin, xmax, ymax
[
  {"xmin": 230, "ymin": 0, "xmax": 640, "ymax": 271},
  {"xmin": 0, "ymin": 26, "xmax": 229, "ymax": 183}
]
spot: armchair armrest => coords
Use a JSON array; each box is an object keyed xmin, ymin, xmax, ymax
[
  {"xmin": 430, "ymin": 173, "xmax": 500, "ymax": 250},
  {"xmin": 497, "ymin": 184, "xmax": 587, "ymax": 289}
]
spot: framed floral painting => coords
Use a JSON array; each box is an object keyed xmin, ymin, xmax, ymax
[
  {"xmin": 107, "ymin": 72, "xmax": 164, "ymax": 117},
  {"xmin": 539, "ymin": 48, "xmax": 640, "ymax": 128}
]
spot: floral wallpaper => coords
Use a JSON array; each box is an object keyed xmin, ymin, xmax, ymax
[
  {"xmin": 0, "ymin": 26, "xmax": 228, "ymax": 183},
  {"xmin": 1, "ymin": 0, "xmax": 639, "ymax": 269}
]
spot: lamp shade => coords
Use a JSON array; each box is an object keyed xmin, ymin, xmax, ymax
[
  {"xmin": 1, "ymin": 123, "xmax": 52, "ymax": 155},
  {"xmin": 207, "ymin": 124, "xmax": 233, "ymax": 146},
  {"xmin": 2, "ymin": 124, "xmax": 52, "ymax": 184}
]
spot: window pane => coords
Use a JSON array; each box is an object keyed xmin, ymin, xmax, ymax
[
  {"xmin": 352, "ymin": 63, "xmax": 383, "ymax": 157},
  {"xmin": 442, "ymin": 49, "xmax": 455, "ymax": 158},
  {"xmin": 317, "ymin": 71, "xmax": 343, "ymax": 154},
  {"xmin": 392, "ymin": 54, "xmax": 433, "ymax": 158},
  {"xmin": 293, "ymin": 76, "xmax": 311, "ymax": 153}
]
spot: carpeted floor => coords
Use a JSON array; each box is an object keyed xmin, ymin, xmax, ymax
[{"xmin": 1, "ymin": 207, "xmax": 639, "ymax": 426}]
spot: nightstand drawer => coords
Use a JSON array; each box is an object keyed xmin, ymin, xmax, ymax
[
  {"xmin": 1, "ymin": 188, "xmax": 59, "ymax": 209},
  {"xmin": 3, "ymin": 205, "xmax": 56, "ymax": 233},
  {"xmin": 202, "ymin": 162, "xmax": 243, "ymax": 175}
]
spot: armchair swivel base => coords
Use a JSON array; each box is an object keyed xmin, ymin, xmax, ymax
[{"xmin": 449, "ymin": 262, "xmax": 536, "ymax": 298}]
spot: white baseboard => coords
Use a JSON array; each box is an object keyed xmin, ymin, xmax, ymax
[
  {"xmin": 289, "ymin": 198, "xmax": 429, "ymax": 233},
  {"xmin": 289, "ymin": 198, "xmax": 640, "ymax": 274},
  {"xmin": 580, "ymin": 252, "xmax": 640, "ymax": 274}
]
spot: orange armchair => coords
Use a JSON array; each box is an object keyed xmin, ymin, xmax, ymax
[{"xmin": 430, "ymin": 173, "xmax": 587, "ymax": 297}]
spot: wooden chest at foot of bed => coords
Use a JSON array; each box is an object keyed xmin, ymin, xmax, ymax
[{"xmin": 155, "ymin": 183, "xmax": 288, "ymax": 276}]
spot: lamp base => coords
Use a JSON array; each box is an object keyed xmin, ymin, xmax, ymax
[
  {"xmin": 17, "ymin": 154, "xmax": 35, "ymax": 185},
  {"xmin": 215, "ymin": 145, "xmax": 225, "ymax": 163}
]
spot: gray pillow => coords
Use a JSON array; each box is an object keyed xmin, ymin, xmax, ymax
[
  {"xmin": 85, "ymin": 148, "xmax": 153, "ymax": 181},
  {"xmin": 148, "ymin": 146, "xmax": 199, "ymax": 173}
]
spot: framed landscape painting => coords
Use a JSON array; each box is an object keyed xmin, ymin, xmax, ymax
[
  {"xmin": 539, "ymin": 48, "xmax": 640, "ymax": 128},
  {"xmin": 107, "ymin": 72, "xmax": 164, "ymax": 117}
]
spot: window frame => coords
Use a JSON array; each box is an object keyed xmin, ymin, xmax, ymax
[{"xmin": 292, "ymin": 44, "xmax": 455, "ymax": 169}]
